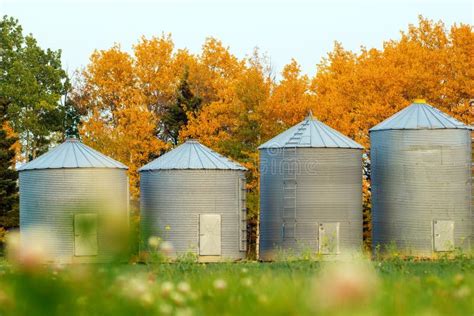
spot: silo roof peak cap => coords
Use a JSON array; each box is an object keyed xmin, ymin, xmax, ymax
[
  {"xmin": 305, "ymin": 110, "xmax": 314, "ymax": 120},
  {"xmin": 413, "ymin": 98, "xmax": 427, "ymax": 104}
]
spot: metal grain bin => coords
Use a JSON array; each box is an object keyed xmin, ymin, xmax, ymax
[
  {"xmin": 370, "ymin": 100, "xmax": 472, "ymax": 256},
  {"xmin": 18, "ymin": 138, "xmax": 129, "ymax": 263},
  {"xmin": 471, "ymin": 131, "xmax": 474, "ymax": 231},
  {"xmin": 259, "ymin": 113, "xmax": 364, "ymax": 260},
  {"xmin": 139, "ymin": 140, "xmax": 247, "ymax": 262}
]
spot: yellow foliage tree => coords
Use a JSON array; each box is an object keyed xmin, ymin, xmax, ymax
[
  {"xmin": 75, "ymin": 16, "xmax": 473, "ymax": 251},
  {"xmin": 259, "ymin": 59, "xmax": 312, "ymax": 140},
  {"xmin": 312, "ymin": 16, "xmax": 473, "ymax": 148},
  {"xmin": 74, "ymin": 45, "xmax": 167, "ymax": 198},
  {"xmin": 134, "ymin": 35, "xmax": 181, "ymax": 113},
  {"xmin": 182, "ymin": 48, "xmax": 271, "ymax": 193}
]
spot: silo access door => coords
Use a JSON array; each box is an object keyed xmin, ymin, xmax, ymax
[
  {"xmin": 433, "ymin": 220, "xmax": 454, "ymax": 252},
  {"xmin": 319, "ymin": 222, "xmax": 340, "ymax": 254},
  {"xmin": 199, "ymin": 214, "xmax": 222, "ymax": 256},
  {"xmin": 74, "ymin": 213, "xmax": 98, "ymax": 256}
]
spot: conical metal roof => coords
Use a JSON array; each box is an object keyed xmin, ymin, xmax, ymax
[
  {"xmin": 369, "ymin": 99, "xmax": 472, "ymax": 132},
  {"xmin": 18, "ymin": 138, "xmax": 128, "ymax": 171},
  {"xmin": 139, "ymin": 140, "xmax": 247, "ymax": 171},
  {"xmin": 258, "ymin": 113, "xmax": 363, "ymax": 149}
]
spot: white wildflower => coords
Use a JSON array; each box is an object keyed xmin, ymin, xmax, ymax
[
  {"xmin": 213, "ymin": 279, "xmax": 227, "ymax": 291},
  {"xmin": 177, "ymin": 281, "xmax": 191, "ymax": 294}
]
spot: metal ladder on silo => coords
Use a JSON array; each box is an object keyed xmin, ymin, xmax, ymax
[
  {"xmin": 281, "ymin": 121, "xmax": 308, "ymax": 243},
  {"xmin": 239, "ymin": 177, "xmax": 247, "ymax": 252}
]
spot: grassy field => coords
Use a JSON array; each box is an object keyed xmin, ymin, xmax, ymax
[{"xmin": 0, "ymin": 254, "xmax": 473, "ymax": 316}]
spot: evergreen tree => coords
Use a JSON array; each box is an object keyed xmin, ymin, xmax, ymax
[
  {"xmin": 0, "ymin": 98, "xmax": 19, "ymax": 229},
  {"xmin": 161, "ymin": 68, "xmax": 202, "ymax": 145},
  {"xmin": 62, "ymin": 90, "xmax": 81, "ymax": 139}
]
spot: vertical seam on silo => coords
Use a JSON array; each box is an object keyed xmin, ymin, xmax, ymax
[
  {"xmin": 427, "ymin": 104, "xmax": 456, "ymax": 128},
  {"xmin": 61, "ymin": 142, "xmax": 72, "ymax": 168},
  {"xmin": 429, "ymin": 105, "xmax": 452, "ymax": 127},
  {"xmin": 408, "ymin": 104, "xmax": 420, "ymax": 129},
  {"xmin": 325, "ymin": 122, "xmax": 354, "ymax": 148},
  {"xmin": 203, "ymin": 144, "xmax": 229, "ymax": 169},
  {"xmin": 313, "ymin": 121, "xmax": 328, "ymax": 147},
  {"xmin": 161, "ymin": 145, "xmax": 171, "ymax": 169},
  {"xmin": 80, "ymin": 144, "xmax": 109, "ymax": 168},
  {"xmin": 192, "ymin": 143, "xmax": 203, "ymax": 168},
  {"xmin": 77, "ymin": 143, "xmax": 94, "ymax": 167},
  {"xmin": 164, "ymin": 145, "xmax": 177, "ymax": 169},
  {"xmin": 321, "ymin": 122, "xmax": 342, "ymax": 148},
  {"xmin": 47, "ymin": 143, "xmax": 67, "ymax": 168},
  {"xmin": 210, "ymin": 147, "xmax": 224, "ymax": 168},
  {"xmin": 88, "ymin": 144, "xmax": 119, "ymax": 166},
  {"xmin": 71, "ymin": 143, "xmax": 80, "ymax": 167},
  {"xmin": 376, "ymin": 107, "xmax": 403, "ymax": 130},
  {"xmin": 79, "ymin": 144, "xmax": 103, "ymax": 166},
  {"xmin": 420, "ymin": 105, "xmax": 436, "ymax": 128},
  {"xmin": 393, "ymin": 105, "xmax": 415, "ymax": 129},
  {"xmin": 196, "ymin": 143, "xmax": 220, "ymax": 169}
]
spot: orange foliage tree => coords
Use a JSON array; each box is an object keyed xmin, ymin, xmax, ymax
[
  {"xmin": 74, "ymin": 16, "xmax": 473, "ymax": 251},
  {"xmin": 259, "ymin": 59, "xmax": 313, "ymax": 140},
  {"xmin": 73, "ymin": 45, "xmax": 168, "ymax": 198},
  {"xmin": 312, "ymin": 16, "xmax": 473, "ymax": 148}
]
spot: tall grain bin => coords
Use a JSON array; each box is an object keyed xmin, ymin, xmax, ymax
[
  {"xmin": 139, "ymin": 140, "xmax": 247, "ymax": 262},
  {"xmin": 18, "ymin": 138, "xmax": 129, "ymax": 263},
  {"xmin": 259, "ymin": 113, "xmax": 364, "ymax": 260},
  {"xmin": 370, "ymin": 100, "xmax": 472, "ymax": 256}
]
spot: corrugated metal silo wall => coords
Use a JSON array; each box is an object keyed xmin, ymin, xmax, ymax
[
  {"xmin": 19, "ymin": 168, "xmax": 129, "ymax": 263},
  {"xmin": 140, "ymin": 170, "xmax": 246, "ymax": 260},
  {"xmin": 259, "ymin": 148, "xmax": 363, "ymax": 259},
  {"xmin": 371, "ymin": 129, "xmax": 472, "ymax": 255}
]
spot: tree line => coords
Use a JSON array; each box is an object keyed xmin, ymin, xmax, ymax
[{"xmin": 1, "ymin": 15, "xmax": 472, "ymax": 252}]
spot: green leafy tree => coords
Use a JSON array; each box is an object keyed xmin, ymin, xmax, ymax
[
  {"xmin": 161, "ymin": 68, "xmax": 202, "ymax": 145},
  {"xmin": 0, "ymin": 98, "xmax": 19, "ymax": 230},
  {"xmin": 0, "ymin": 16, "xmax": 69, "ymax": 160}
]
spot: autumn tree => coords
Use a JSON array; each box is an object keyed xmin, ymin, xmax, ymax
[
  {"xmin": 259, "ymin": 59, "xmax": 312, "ymax": 140},
  {"xmin": 134, "ymin": 35, "xmax": 180, "ymax": 115},
  {"xmin": 74, "ymin": 45, "xmax": 167, "ymax": 198},
  {"xmin": 75, "ymin": 16, "xmax": 473, "ymax": 253},
  {"xmin": 312, "ymin": 16, "xmax": 473, "ymax": 148},
  {"xmin": 76, "ymin": 36, "xmax": 200, "ymax": 198}
]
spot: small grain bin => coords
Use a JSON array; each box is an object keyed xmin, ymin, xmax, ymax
[
  {"xmin": 18, "ymin": 138, "xmax": 129, "ymax": 263},
  {"xmin": 139, "ymin": 140, "xmax": 247, "ymax": 262},
  {"xmin": 259, "ymin": 113, "xmax": 364, "ymax": 260},
  {"xmin": 370, "ymin": 100, "xmax": 472, "ymax": 256}
]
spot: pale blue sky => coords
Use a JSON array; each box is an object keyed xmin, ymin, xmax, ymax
[{"xmin": 1, "ymin": 0, "xmax": 473, "ymax": 77}]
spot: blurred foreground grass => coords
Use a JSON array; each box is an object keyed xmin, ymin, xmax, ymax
[{"xmin": 0, "ymin": 255, "xmax": 472, "ymax": 316}]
